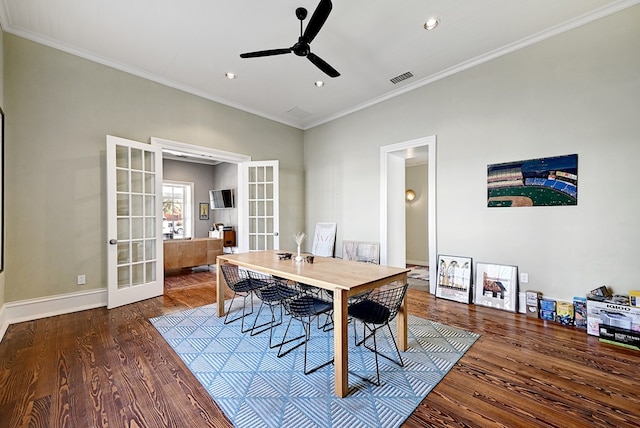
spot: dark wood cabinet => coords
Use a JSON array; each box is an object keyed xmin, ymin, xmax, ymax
[
  {"xmin": 163, "ymin": 238, "xmax": 223, "ymax": 270},
  {"xmin": 223, "ymin": 230, "xmax": 236, "ymax": 247}
]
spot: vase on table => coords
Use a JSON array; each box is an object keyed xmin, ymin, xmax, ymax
[{"xmin": 293, "ymin": 232, "xmax": 306, "ymax": 262}]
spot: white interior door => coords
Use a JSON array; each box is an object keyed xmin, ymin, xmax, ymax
[
  {"xmin": 107, "ymin": 135, "xmax": 164, "ymax": 309},
  {"xmin": 240, "ymin": 160, "xmax": 279, "ymax": 251}
]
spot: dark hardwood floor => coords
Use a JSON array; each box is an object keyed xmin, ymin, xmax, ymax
[{"xmin": 1, "ymin": 268, "xmax": 638, "ymax": 427}]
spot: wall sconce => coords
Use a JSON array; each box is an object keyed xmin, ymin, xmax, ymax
[{"xmin": 405, "ymin": 189, "xmax": 416, "ymax": 202}]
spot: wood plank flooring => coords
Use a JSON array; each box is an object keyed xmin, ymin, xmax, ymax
[{"xmin": 1, "ymin": 269, "xmax": 638, "ymax": 427}]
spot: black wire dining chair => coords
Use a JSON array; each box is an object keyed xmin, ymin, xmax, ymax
[
  {"xmin": 248, "ymin": 271, "xmax": 300, "ymax": 348},
  {"xmin": 347, "ymin": 283, "xmax": 409, "ymax": 386},
  {"xmin": 320, "ymin": 288, "xmax": 373, "ymax": 332},
  {"xmin": 219, "ymin": 264, "xmax": 269, "ymax": 333},
  {"xmin": 277, "ymin": 284, "xmax": 334, "ymax": 375}
]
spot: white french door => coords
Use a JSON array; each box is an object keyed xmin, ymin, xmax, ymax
[
  {"xmin": 106, "ymin": 135, "xmax": 164, "ymax": 309},
  {"xmin": 241, "ymin": 161, "xmax": 280, "ymax": 251}
]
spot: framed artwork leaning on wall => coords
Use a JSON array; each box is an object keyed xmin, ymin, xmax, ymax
[
  {"xmin": 474, "ymin": 262, "xmax": 519, "ymax": 312},
  {"xmin": 435, "ymin": 255, "xmax": 472, "ymax": 304}
]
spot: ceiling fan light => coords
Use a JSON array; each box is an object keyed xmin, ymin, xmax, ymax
[
  {"xmin": 424, "ymin": 17, "xmax": 440, "ymax": 31},
  {"xmin": 315, "ymin": 80, "xmax": 324, "ymax": 87}
]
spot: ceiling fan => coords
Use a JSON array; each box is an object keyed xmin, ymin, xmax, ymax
[{"xmin": 239, "ymin": 0, "xmax": 340, "ymax": 78}]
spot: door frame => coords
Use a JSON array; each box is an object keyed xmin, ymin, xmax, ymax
[
  {"xmin": 150, "ymin": 137, "xmax": 252, "ymax": 251},
  {"xmin": 380, "ymin": 136, "xmax": 437, "ymax": 293}
]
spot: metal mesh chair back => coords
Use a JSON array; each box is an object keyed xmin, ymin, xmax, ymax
[
  {"xmin": 220, "ymin": 264, "xmax": 269, "ymax": 332},
  {"xmin": 220, "ymin": 264, "xmax": 253, "ymax": 292},
  {"xmin": 347, "ymin": 283, "xmax": 409, "ymax": 386}
]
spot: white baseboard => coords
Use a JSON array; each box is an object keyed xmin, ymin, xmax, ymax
[
  {"xmin": 0, "ymin": 303, "xmax": 8, "ymax": 343},
  {"xmin": 0, "ymin": 289, "xmax": 107, "ymax": 343},
  {"xmin": 407, "ymin": 259, "xmax": 428, "ymax": 266}
]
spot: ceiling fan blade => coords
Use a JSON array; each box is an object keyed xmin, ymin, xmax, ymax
[
  {"xmin": 240, "ymin": 48, "xmax": 292, "ymax": 58},
  {"xmin": 307, "ymin": 53, "xmax": 340, "ymax": 78},
  {"xmin": 303, "ymin": 0, "xmax": 332, "ymax": 44}
]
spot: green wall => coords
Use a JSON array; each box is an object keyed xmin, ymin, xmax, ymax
[
  {"xmin": 304, "ymin": 6, "xmax": 640, "ymax": 301},
  {"xmin": 4, "ymin": 6, "xmax": 640, "ymax": 306},
  {"xmin": 4, "ymin": 34, "xmax": 304, "ymax": 302}
]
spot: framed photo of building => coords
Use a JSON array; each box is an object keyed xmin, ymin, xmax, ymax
[
  {"xmin": 474, "ymin": 263, "xmax": 519, "ymax": 312},
  {"xmin": 435, "ymin": 255, "xmax": 473, "ymax": 304}
]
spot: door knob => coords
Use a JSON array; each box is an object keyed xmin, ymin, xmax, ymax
[{"xmin": 109, "ymin": 239, "xmax": 118, "ymax": 245}]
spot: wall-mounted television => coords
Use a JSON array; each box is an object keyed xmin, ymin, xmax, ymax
[{"xmin": 209, "ymin": 189, "xmax": 235, "ymax": 209}]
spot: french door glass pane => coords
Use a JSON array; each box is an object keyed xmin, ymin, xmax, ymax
[
  {"xmin": 117, "ymin": 194, "xmax": 129, "ymax": 216},
  {"xmin": 117, "ymin": 218, "xmax": 130, "ymax": 240},
  {"xmin": 116, "ymin": 144, "xmax": 158, "ymax": 289},
  {"xmin": 247, "ymin": 164, "xmax": 276, "ymax": 251}
]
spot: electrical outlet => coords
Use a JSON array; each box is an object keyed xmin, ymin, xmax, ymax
[
  {"xmin": 520, "ymin": 273, "xmax": 529, "ymax": 284},
  {"xmin": 77, "ymin": 274, "xmax": 86, "ymax": 285}
]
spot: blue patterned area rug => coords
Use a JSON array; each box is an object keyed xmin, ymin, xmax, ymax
[{"xmin": 149, "ymin": 300, "xmax": 479, "ymax": 428}]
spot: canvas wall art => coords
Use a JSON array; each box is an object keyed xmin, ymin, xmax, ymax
[
  {"xmin": 311, "ymin": 222, "xmax": 337, "ymax": 257},
  {"xmin": 487, "ymin": 154, "xmax": 577, "ymax": 207},
  {"xmin": 342, "ymin": 240, "xmax": 380, "ymax": 264},
  {"xmin": 435, "ymin": 255, "xmax": 472, "ymax": 304},
  {"xmin": 474, "ymin": 263, "xmax": 519, "ymax": 312}
]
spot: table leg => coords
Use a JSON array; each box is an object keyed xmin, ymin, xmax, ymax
[
  {"xmin": 334, "ymin": 289, "xmax": 348, "ymax": 397},
  {"xmin": 216, "ymin": 258, "xmax": 225, "ymax": 317}
]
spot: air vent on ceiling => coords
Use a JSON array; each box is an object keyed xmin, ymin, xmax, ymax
[
  {"xmin": 286, "ymin": 106, "xmax": 313, "ymax": 118},
  {"xmin": 390, "ymin": 71, "xmax": 414, "ymax": 84}
]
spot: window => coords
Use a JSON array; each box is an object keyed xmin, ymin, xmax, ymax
[{"xmin": 162, "ymin": 181, "xmax": 193, "ymax": 239}]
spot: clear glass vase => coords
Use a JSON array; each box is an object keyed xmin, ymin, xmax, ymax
[{"xmin": 295, "ymin": 245, "xmax": 303, "ymax": 262}]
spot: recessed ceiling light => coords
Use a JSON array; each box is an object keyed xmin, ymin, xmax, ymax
[
  {"xmin": 225, "ymin": 72, "xmax": 236, "ymax": 79},
  {"xmin": 315, "ymin": 80, "xmax": 325, "ymax": 87},
  {"xmin": 424, "ymin": 17, "xmax": 440, "ymax": 31}
]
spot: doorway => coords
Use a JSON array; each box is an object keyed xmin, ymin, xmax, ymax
[
  {"xmin": 151, "ymin": 136, "xmax": 250, "ymax": 247},
  {"xmin": 380, "ymin": 136, "xmax": 436, "ymax": 293}
]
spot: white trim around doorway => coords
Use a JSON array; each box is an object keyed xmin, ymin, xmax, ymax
[
  {"xmin": 380, "ymin": 136, "xmax": 437, "ymax": 293},
  {"xmin": 150, "ymin": 137, "xmax": 251, "ymax": 253}
]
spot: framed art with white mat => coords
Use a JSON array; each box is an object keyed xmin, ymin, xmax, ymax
[
  {"xmin": 435, "ymin": 255, "xmax": 473, "ymax": 304},
  {"xmin": 474, "ymin": 262, "xmax": 519, "ymax": 312}
]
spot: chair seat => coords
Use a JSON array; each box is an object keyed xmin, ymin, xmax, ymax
[
  {"xmin": 348, "ymin": 300, "xmax": 390, "ymax": 325},
  {"xmin": 288, "ymin": 295, "xmax": 333, "ymax": 317},
  {"xmin": 232, "ymin": 278, "xmax": 259, "ymax": 293}
]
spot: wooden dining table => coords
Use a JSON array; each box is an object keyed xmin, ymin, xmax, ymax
[{"xmin": 216, "ymin": 250, "xmax": 410, "ymax": 398}]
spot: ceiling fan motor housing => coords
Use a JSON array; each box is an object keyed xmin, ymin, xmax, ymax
[{"xmin": 293, "ymin": 40, "xmax": 310, "ymax": 56}]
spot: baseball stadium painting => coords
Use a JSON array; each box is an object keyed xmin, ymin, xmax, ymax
[{"xmin": 487, "ymin": 154, "xmax": 577, "ymax": 207}]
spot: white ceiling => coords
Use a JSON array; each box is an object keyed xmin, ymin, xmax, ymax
[{"xmin": 1, "ymin": 0, "xmax": 637, "ymax": 130}]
